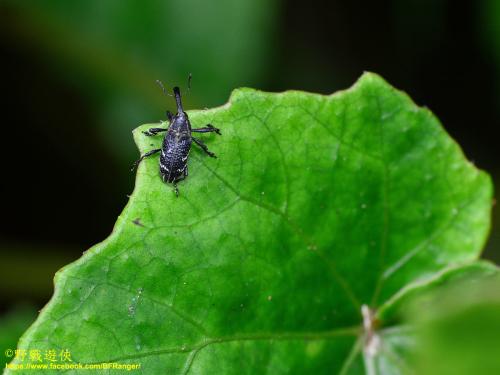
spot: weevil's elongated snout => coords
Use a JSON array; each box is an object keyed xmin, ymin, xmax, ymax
[{"xmin": 173, "ymin": 86, "xmax": 184, "ymax": 114}]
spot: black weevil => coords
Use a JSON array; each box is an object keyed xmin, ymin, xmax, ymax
[{"xmin": 132, "ymin": 77, "xmax": 221, "ymax": 196}]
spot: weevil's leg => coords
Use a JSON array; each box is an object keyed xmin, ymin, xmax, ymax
[
  {"xmin": 172, "ymin": 173, "xmax": 187, "ymax": 197},
  {"xmin": 144, "ymin": 111, "xmax": 173, "ymax": 136},
  {"xmin": 143, "ymin": 128, "xmax": 168, "ymax": 136},
  {"xmin": 192, "ymin": 137, "xmax": 217, "ymax": 158},
  {"xmin": 192, "ymin": 124, "xmax": 221, "ymax": 135},
  {"xmin": 131, "ymin": 148, "xmax": 161, "ymax": 171},
  {"xmin": 184, "ymin": 165, "xmax": 188, "ymax": 177},
  {"xmin": 173, "ymin": 183, "xmax": 179, "ymax": 197}
]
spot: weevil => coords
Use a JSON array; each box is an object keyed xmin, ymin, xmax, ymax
[{"xmin": 132, "ymin": 77, "xmax": 221, "ymax": 196}]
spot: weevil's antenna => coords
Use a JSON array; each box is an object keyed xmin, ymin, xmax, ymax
[
  {"xmin": 187, "ymin": 73, "xmax": 192, "ymax": 93},
  {"xmin": 156, "ymin": 80, "xmax": 173, "ymax": 97}
]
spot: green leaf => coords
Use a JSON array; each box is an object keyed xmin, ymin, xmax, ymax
[
  {"xmin": 410, "ymin": 271, "xmax": 500, "ymax": 375},
  {"xmin": 7, "ymin": 73, "xmax": 493, "ymax": 374},
  {"xmin": 363, "ymin": 261, "xmax": 499, "ymax": 375}
]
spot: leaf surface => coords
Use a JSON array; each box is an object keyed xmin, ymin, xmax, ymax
[{"xmin": 7, "ymin": 73, "xmax": 493, "ymax": 374}]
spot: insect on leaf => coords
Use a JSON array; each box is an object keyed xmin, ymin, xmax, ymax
[{"xmin": 7, "ymin": 73, "xmax": 494, "ymax": 374}]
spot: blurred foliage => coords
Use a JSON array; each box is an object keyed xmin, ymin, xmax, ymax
[
  {"xmin": 481, "ymin": 0, "xmax": 500, "ymax": 85},
  {"xmin": 411, "ymin": 273, "xmax": 500, "ymax": 375},
  {"xmin": 0, "ymin": 245, "xmax": 77, "ymax": 299},
  {"xmin": 479, "ymin": 0, "xmax": 500, "ymax": 262},
  {"xmin": 0, "ymin": 306, "xmax": 37, "ymax": 368},
  {"xmin": 1, "ymin": 0, "xmax": 279, "ymax": 162}
]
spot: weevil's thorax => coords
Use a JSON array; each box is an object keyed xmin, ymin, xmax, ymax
[{"xmin": 169, "ymin": 111, "xmax": 191, "ymax": 134}]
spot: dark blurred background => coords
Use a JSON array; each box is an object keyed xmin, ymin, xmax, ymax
[{"xmin": 0, "ymin": 0, "xmax": 499, "ymax": 345}]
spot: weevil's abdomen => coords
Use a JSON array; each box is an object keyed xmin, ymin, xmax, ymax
[{"xmin": 160, "ymin": 131, "xmax": 191, "ymax": 183}]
